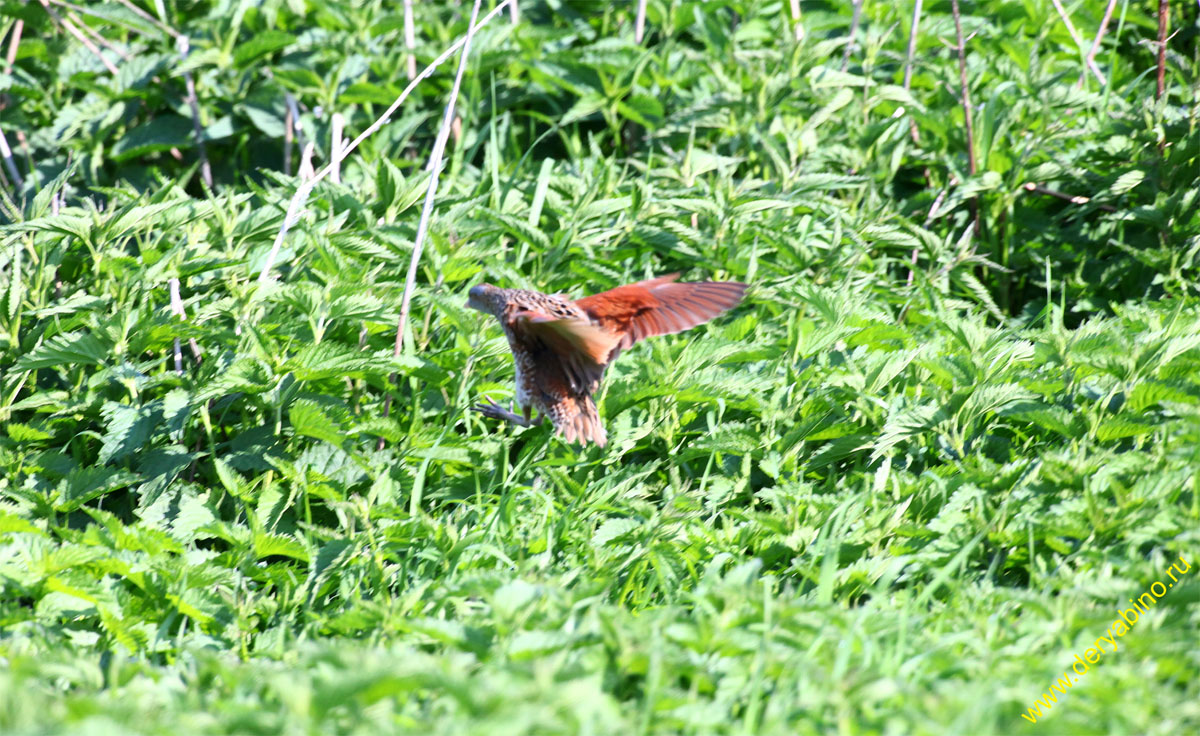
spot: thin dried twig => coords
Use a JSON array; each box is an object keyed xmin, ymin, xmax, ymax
[
  {"xmin": 168, "ymin": 277, "xmax": 203, "ymax": 371},
  {"xmin": 1049, "ymin": 0, "xmax": 1106, "ymax": 84},
  {"xmin": 330, "ymin": 113, "xmax": 345, "ymax": 184},
  {"xmin": 47, "ymin": 0, "xmax": 154, "ymax": 38},
  {"xmin": 949, "ymin": 0, "xmax": 980, "ymax": 238},
  {"xmin": 169, "ymin": 278, "xmax": 184, "ymax": 374},
  {"xmin": 380, "ymin": 0, "xmax": 491, "ymax": 448},
  {"xmin": 4, "ymin": 19, "xmax": 22, "ymax": 71},
  {"xmin": 257, "ymin": 0, "xmax": 512, "ymax": 286},
  {"xmin": 395, "ymin": 0, "xmax": 485, "ymax": 352},
  {"xmin": 635, "ymin": 0, "xmax": 647, "ymax": 44},
  {"xmin": 114, "ymin": 0, "xmax": 175, "ymax": 35},
  {"xmin": 404, "ymin": 0, "xmax": 417, "ymax": 80},
  {"xmin": 284, "ymin": 103, "xmax": 294, "ymax": 176},
  {"xmin": 0, "ymin": 125, "xmax": 22, "ymax": 189},
  {"xmin": 1155, "ymin": 0, "xmax": 1168, "ymax": 100},
  {"xmin": 509, "ymin": 0, "xmax": 519, "ymax": 24},
  {"xmin": 903, "ymin": 0, "xmax": 925, "ymax": 287},
  {"xmin": 788, "ymin": 0, "xmax": 804, "ymax": 42},
  {"xmin": 48, "ymin": 0, "xmax": 133, "ymax": 61},
  {"xmin": 1079, "ymin": 0, "xmax": 1117, "ymax": 87},
  {"xmin": 841, "ymin": 0, "xmax": 863, "ymax": 72},
  {"xmin": 1021, "ymin": 182, "xmax": 1117, "ymax": 212},
  {"xmin": 297, "ymin": 141, "xmax": 315, "ymax": 181},
  {"xmin": 283, "ymin": 91, "xmax": 304, "ymax": 176},
  {"xmin": 177, "ymin": 36, "xmax": 213, "ymax": 188},
  {"xmin": 37, "ymin": 0, "xmax": 120, "ymax": 75},
  {"xmin": 903, "ymin": 0, "xmax": 923, "ymax": 144}
]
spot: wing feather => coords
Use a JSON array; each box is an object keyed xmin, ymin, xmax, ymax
[
  {"xmin": 574, "ymin": 277, "xmax": 746, "ymax": 351},
  {"xmin": 507, "ymin": 309, "xmax": 619, "ymax": 394}
]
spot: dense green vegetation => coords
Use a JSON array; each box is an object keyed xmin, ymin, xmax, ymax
[{"xmin": 1, "ymin": 0, "xmax": 1198, "ymax": 733}]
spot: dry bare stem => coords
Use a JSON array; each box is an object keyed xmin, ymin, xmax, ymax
[
  {"xmin": 4, "ymin": 19, "xmax": 22, "ymax": 71},
  {"xmin": 379, "ymin": 0, "xmax": 495, "ymax": 446},
  {"xmin": 949, "ymin": 0, "xmax": 980, "ymax": 238},
  {"xmin": 177, "ymin": 36, "xmax": 214, "ymax": 188},
  {"xmin": 331, "ymin": 113, "xmax": 345, "ymax": 185},
  {"xmin": 1079, "ymin": 0, "xmax": 1117, "ymax": 87},
  {"xmin": 257, "ymin": 0, "xmax": 512, "ymax": 286},
  {"xmin": 1155, "ymin": 0, "xmax": 1168, "ymax": 100},
  {"xmin": 48, "ymin": 0, "xmax": 133, "ymax": 61},
  {"xmin": 395, "ymin": 0, "xmax": 487, "ymax": 353},
  {"xmin": 1049, "ymin": 0, "xmax": 1106, "ymax": 84},
  {"xmin": 789, "ymin": 0, "xmax": 804, "ymax": 42},
  {"xmin": 903, "ymin": 0, "xmax": 923, "ymax": 144},
  {"xmin": 0, "ymin": 125, "xmax": 23, "ymax": 189},
  {"xmin": 903, "ymin": 0, "xmax": 924, "ymax": 287},
  {"xmin": 404, "ymin": 0, "xmax": 417, "ymax": 80},
  {"xmin": 841, "ymin": 0, "xmax": 863, "ymax": 72},
  {"xmin": 37, "ymin": 0, "xmax": 120, "ymax": 75},
  {"xmin": 1022, "ymin": 182, "xmax": 1117, "ymax": 212}
]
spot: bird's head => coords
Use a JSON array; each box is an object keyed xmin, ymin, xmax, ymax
[{"xmin": 466, "ymin": 283, "xmax": 505, "ymax": 318}]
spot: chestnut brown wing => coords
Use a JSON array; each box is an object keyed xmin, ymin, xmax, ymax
[
  {"xmin": 506, "ymin": 309, "xmax": 619, "ymax": 395},
  {"xmin": 574, "ymin": 274, "xmax": 747, "ymax": 352}
]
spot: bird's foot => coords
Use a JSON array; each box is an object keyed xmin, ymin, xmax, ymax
[{"xmin": 473, "ymin": 398, "xmax": 536, "ymax": 427}]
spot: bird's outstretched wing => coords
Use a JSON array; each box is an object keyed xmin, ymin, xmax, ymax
[
  {"xmin": 574, "ymin": 274, "xmax": 747, "ymax": 352},
  {"xmin": 505, "ymin": 309, "xmax": 617, "ymax": 394},
  {"xmin": 504, "ymin": 275, "xmax": 746, "ymax": 396}
]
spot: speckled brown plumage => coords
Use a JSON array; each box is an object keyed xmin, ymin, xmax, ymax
[{"xmin": 467, "ymin": 273, "xmax": 747, "ymax": 447}]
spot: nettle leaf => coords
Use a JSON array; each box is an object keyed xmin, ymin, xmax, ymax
[
  {"xmin": 285, "ymin": 343, "xmax": 381, "ymax": 381},
  {"xmin": 689, "ymin": 422, "xmax": 762, "ymax": 454},
  {"xmin": 57, "ymin": 467, "xmax": 140, "ymax": 512},
  {"xmin": 17, "ymin": 331, "xmax": 112, "ymax": 370},
  {"xmin": 6, "ymin": 423, "xmax": 52, "ymax": 443},
  {"xmin": 241, "ymin": 103, "xmax": 286, "ymax": 138},
  {"xmin": 254, "ymin": 531, "xmax": 309, "ymax": 562},
  {"xmin": 1128, "ymin": 380, "xmax": 1197, "ymax": 412},
  {"xmin": 162, "ymin": 389, "xmax": 192, "ymax": 441},
  {"xmin": 98, "ymin": 401, "xmax": 162, "ymax": 464},
  {"xmin": 100, "ymin": 610, "xmax": 149, "ymax": 654},
  {"xmin": 195, "ymin": 358, "xmax": 275, "ymax": 401},
  {"xmin": 0, "ymin": 509, "xmax": 45, "ymax": 536},
  {"xmin": 1001, "ymin": 401, "xmax": 1080, "ymax": 438},
  {"xmin": 27, "ymin": 293, "xmax": 108, "ymax": 319},
  {"xmin": 507, "ymin": 630, "xmax": 576, "ymax": 660},
  {"xmin": 136, "ymin": 446, "xmax": 199, "ymax": 510},
  {"xmin": 1095, "ymin": 417, "xmax": 1160, "ymax": 442},
  {"xmin": 233, "ymin": 30, "xmax": 297, "ymax": 69},
  {"xmin": 593, "ymin": 518, "xmax": 640, "ymax": 547},
  {"xmin": 290, "ymin": 399, "xmax": 347, "ymax": 446},
  {"xmin": 307, "ymin": 538, "xmax": 356, "ymax": 599},
  {"xmin": 114, "ymin": 52, "xmax": 170, "ymax": 93},
  {"xmin": 112, "ymin": 116, "xmax": 193, "ymax": 162},
  {"xmin": 479, "ymin": 208, "xmax": 553, "ymax": 251}
]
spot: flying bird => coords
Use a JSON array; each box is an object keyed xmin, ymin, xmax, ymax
[{"xmin": 467, "ymin": 273, "xmax": 747, "ymax": 447}]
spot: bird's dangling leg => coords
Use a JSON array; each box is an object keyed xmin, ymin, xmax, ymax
[{"xmin": 473, "ymin": 398, "xmax": 543, "ymax": 428}]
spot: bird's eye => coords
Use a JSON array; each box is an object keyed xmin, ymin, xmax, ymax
[{"xmin": 468, "ymin": 285, "xmax": 485, "ymax": 299}]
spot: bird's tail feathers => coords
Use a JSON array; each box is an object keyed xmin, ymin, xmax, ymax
[{"xmin": 557, "ymin": 395, "xmax": 607, "ymax": 447}]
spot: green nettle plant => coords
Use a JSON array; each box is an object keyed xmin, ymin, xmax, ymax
[{"xmin": 1, "ymin": 0, "xmax": 1198, "ymax": 734}]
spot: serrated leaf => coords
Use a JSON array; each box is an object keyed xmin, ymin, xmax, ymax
[
  {"xmin": 58, "ymin": 467, "xmax": 140, "ymax": 512},
  {"xmin": 112, "ymin": 117, "xmax": 193, "ymax": 161},
  {"xmin": 98, "ymin": 401, "xmax": 160, "ymax": 464},
  {"xmin": 593, "ymin": 518, "xmax": 640, "ymax": 547},
  {"xmin": 290, "ymin": 399, "xmax": 347, "ymax": 446},
  {"xmin": 254, "ymin": 532, "xmax": 309, "ymax": 562},
  {"xmin": 233, "ymin": 31, "xmax": 296, "ymax": 69},
  {"xmin": 16, "ymin": 331, "xmax": 111, "ymax": 370}
]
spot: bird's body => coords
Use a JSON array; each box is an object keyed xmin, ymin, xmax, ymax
[{"xmin": 467, "ymin": 274, "xmax": 746, "ymax": 447}]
